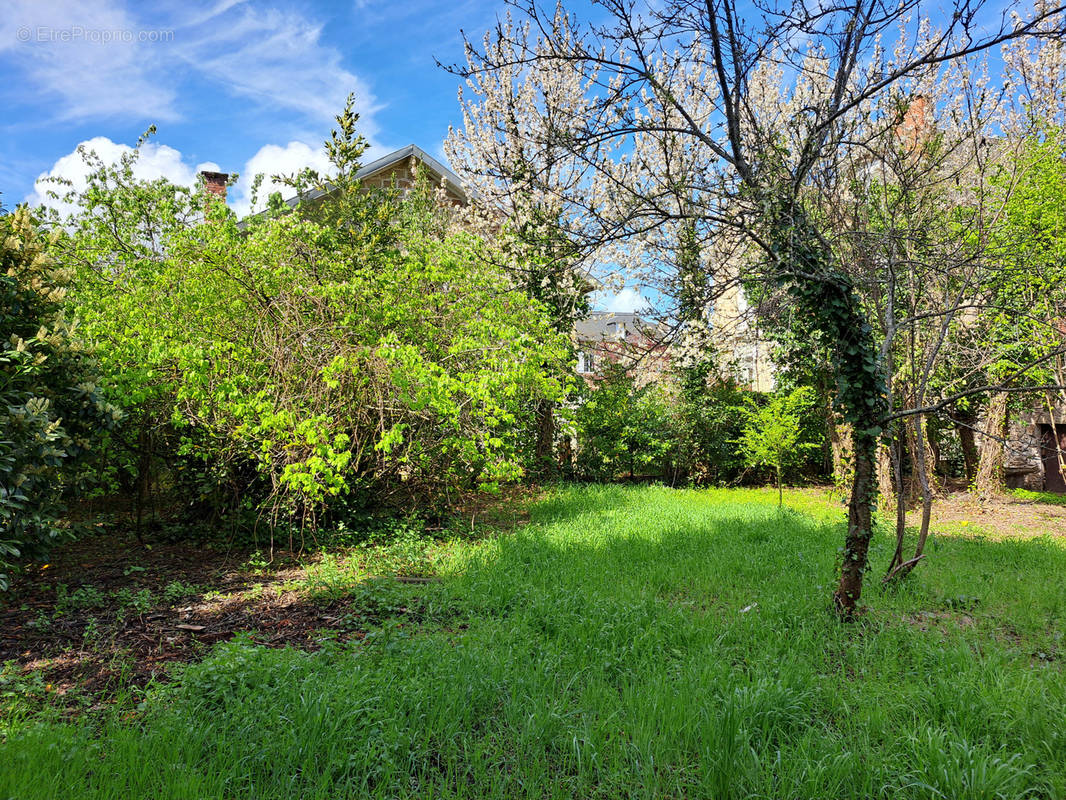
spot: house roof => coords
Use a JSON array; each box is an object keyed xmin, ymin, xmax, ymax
[
  {"xmin": 575, "ymin": 311, "xmax": 664, "ymax": 342},
  {"xmin": 357, "ymin": 144, "xmax": 468, "ymax": 201},
  {"xmin": 237, "ymin": 144, "xmax": 467, "ymax": 227}
]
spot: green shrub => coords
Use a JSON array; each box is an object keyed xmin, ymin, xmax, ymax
[
  {"xmin": 47, "ymin": 108, "xmax": 567, "ymax": 534},
  {"xmin": 735, "ymin": 386, "xmax": 821, "ymax": 505},
  {"xmin": 54, "ymin": 584, "xmax": 107, "ymax": 615},
  {"xmin": 673, "ymin": 366, "xmax": 750, "ymax": 485},
  {"xmin": 0, "ymin": 208, "xmax": 118, "ymax": 589},
  {"xmin": 161, "ymin": 580, "xmax": 200, "ymax": 604},
  {"xmin": 574, "ymin": 363, "xmax": 675, "ymax": 480}
]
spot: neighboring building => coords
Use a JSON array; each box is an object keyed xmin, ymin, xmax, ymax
[
  {"xmin": 1003, "ymin": 407, "xmax": 1066, "ymax": 492},
  {"xmin": 214, "ymin": 144, "xmax": 469, "ymax": 226},
  {"xmin": 573, "ymin": 296, "xmax": 774, "ymax": 392},
  {"xmin": 350, "ymin": 145, "xmax": 468, "ymax": 202},
  {"xmin": 708, "ymin": 282, "xmax": 775, "ymax": 392},
  {"xmin": 574, "ymin": 311, "xmax": 670, "ymax": 386}
]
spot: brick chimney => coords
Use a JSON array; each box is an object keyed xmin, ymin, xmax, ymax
[
  {"xmin": 896, "ymin": 95, "xmax": 933, "ymax": 152},
  {"xmin": 200, "ymin": 170, "xmax": 229, "ymax": 202}
]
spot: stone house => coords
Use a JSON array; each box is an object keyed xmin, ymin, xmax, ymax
[
  {"xmin": 708, "ymin": 281, "xmax": 775, "ymax": 392},
  {"xmin": 211, "ymin": 144, "xmax": 469, "ymax": 218}
]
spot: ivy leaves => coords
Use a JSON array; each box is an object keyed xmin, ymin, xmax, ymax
[{"xmin": 762, "ymin": 197, "xmax": 887, "ymax": 442}]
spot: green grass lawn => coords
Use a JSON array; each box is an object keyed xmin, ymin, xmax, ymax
[{"xmin": 2, "ymin": 485, "xmax": 1065, "ymax": 799}]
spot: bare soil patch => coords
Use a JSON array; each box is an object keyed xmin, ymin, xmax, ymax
[
  {"xmin": 911, "ymin": 490, "xmax": 1066, "ymax": 539},
  {"xmin": 1, "ymin": 533, "xmax": 360, "ymax": 699},
  {"xmin": 1, "ymin": 487, "xmax": 536, "ymax": 705}
]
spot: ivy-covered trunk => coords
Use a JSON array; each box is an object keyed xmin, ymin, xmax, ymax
[
  {"xmin": 768, "ymin": 201, "xmax": 887, "ymax": 620},
  {"xmin": 835, "ymin": 428, "xmax": 877, "ymax": 617}
]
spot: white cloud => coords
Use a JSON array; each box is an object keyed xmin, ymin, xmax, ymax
[
  {"xmin": 0, "ymin": 0, "xmax": 178, "ymax": 121},
  {"xmin": 179, "ymin": 6, "xmax": 381, "ymax": 136},
  {"xmin": 230, "ymin": 140, "xmax": 332, "ymax": 217},
  {"xmin": 231, "ymin": 139, "xmax": 391, "ymax": 216},
  {"xmin": 605, "ymin": 287, "xmax": 650, "ymax": 313},
  {"xmin": 2, "ymin": 0, "xmax": 380, "ymax": 133},
  {"xmin": 24, "ymin": 136, "xmax": 209, "ymax": 216},
  {"xmin": 24, "ymin": 134, "xmax": 369, "ymax": 219}
]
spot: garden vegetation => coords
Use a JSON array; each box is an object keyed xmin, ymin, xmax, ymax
[
  {"xmin": 0, "ymin": 0, "xmax": 1065, "ymax": 794},
  {"xmin": 3, "ymin": 486, "xmax": 1065, "ymax": 798}
]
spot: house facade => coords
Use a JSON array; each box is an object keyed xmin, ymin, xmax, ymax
[
  {"xmin": 574, "ymin": 311, "xmax": 671, "ymax": 386},
  {"xmin": 708, "ymin": 282, "xmax": 775, "ymax": 392}
]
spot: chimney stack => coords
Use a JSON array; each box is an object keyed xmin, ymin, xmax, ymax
[
  {"xmin": 200, "ymin": 170, "xmax": 229, "ymax": 202},
  {"xmin": 897, "ymin": 95, "xmax": 933, "ymax": 153}
]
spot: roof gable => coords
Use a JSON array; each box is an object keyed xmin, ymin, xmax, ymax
[
  {"xmin": 237, "ymin": 144, "xmax": 467, "ymax": 227},
  {"xmin": 355, "ymin": 144, "xmax": 467, "ymax": 202}
]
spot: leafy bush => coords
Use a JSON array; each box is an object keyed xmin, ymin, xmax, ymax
[
  {"xmin": 161, "ymin": 580, "xmax": 200, "ymax": 604},
  {"xmin": 49, "ymin": 108, "xmax": 567, "ymax": 534},
  {"xmin": 0, "ymin": 208, "xmax": 118, "ymax": 589},
  {"xmin": 673, "ymin": 365, "xmax": 750, "ymax": 485},
  {"xmin": 735, "ymin": 386, "xmax": 821, "ymax": 504},
  {"xmin": 573, "ymin": 363, "xmax": 773, "ymax": 486},
  {"xmin": 573, "ymin": 363, "xmax": 675, "ymax": 480}
]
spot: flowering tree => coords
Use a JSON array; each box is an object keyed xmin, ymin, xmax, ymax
[
  {"xmin": 452, "ymin": 0, "xmax": 1066, "ymax": 617},
  {"xmin": 444, "ymin": 15, "xmax": 604, "ymax": 472}
]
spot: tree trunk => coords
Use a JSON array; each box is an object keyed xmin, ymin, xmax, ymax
[
  {"xmin": 834, "ymin": 428, "xmax": 878, "ymax": 619},
  {"xmin": 975, "ymin": 392, "xmax": 1009, "ymax": 496},
  {"xmin": 767, "ymin": 204, "xmax": 885, "ymax": 621},
  {"xmin": 926, "ymin": 422, "xmax": 943, "ymax": 479},
  {"xmin": 902, "ymin": 415, "xmax": 923, "ymax": 503},
  {"xmin": 911, "ymin": 413, "xmax": 934, "ymax": 560},
  {"xmin": 557, "ymin": 433, "xmax": 573, "ymax": 473},
  {"xmin": 533, "ymin": 398, "xmax": 556, "ymax": 478},
  {"xmin": 134, "ymin": 427, "xmax": 152, "ymax": 545},
  {"xmin": 877, "ymin": 440, "xmax": 895, "ymax": 510},
  {"xmin": 883, "ymin": 414, "xmax": 937, "ymax": 583},
  {"xmin": 954, "ymin": 410, "xmax": 979, "ymax": 484},
  {"xmin": 885, "ymin": 421, "xmax": 908, "ymax": 576}
]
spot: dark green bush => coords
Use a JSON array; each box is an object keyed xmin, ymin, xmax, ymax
[
  {"xmin": 0, "ymin": 208, "xmax": 118, "ymax": 589},
  {"xmin": 673, "ymin": 366, "xmax": 750, "ymax": 485}
]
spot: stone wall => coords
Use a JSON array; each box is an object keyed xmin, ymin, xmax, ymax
[
  {"xmin": 361, "ymin": 160, "xmax": 466, "ymax": 205},
  {"xmin": 1003, "ymin": 417, "xmax": 1045, "ymax": 490}
]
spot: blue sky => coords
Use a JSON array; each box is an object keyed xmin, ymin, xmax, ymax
[
  {"xmin": 0, "ymin": 0, "xmax": 642, "ymax": 309},
  {"xmin": 0, "ymin": 0, "xmax": 508, "ymax": 212}
]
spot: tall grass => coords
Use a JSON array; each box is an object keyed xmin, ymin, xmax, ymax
[{"xmin": 2, "ymin": 485, "xmax": 1064, "ymax": 798}]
